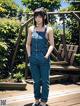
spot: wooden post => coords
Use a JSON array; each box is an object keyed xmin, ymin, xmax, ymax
[
  {"xmin": 11, "ymin": 27, "xmax": 23, "ymax": 78},
  {"xmin": 79, "ymin": 22, "xmax": 80, "ymax": 52},
  {"xmin": 62, "ymin": 14, "xmax": 68, "ymax": 62},
  {"xmin": 24, "ymin": 14, "xmax": 29, "ymax": 79},
  {"xmin": 24, "ymin": 27, "xmax": 28, "ymax": 79}
]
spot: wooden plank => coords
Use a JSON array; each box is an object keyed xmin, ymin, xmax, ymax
[
  {"xmin": 68, "ymin": 45, "xmax": 74, "ymax": 59},
  {"xmin": 48, "ymin": 93, "xmax": 80, "ymax": 106},
  {"xmin": 51, "ymin": 97, "xmax": 80, "ymax": 106},
  {"xmin": 58, "ymin": 44, "xmax": 65, "ymax": 58},
  {"xmin": 70, "ymin": 45, "xmax": 78, "ymax": 65}
]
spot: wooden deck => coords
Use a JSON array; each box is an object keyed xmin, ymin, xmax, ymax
[
  {"xmin": 6, "ymin": 93, "xmax": 80, "ymax": 106},
  {"xmin": 1, "ymin": 83, "xmax": 80, "ymax": 106},
  {"xmin": 3, "ymin": 89, "xmax": 80, "ymax": 106},
  {"xmin": 49, "ymin": 93, "xmax": 80, "ymax": 106}
]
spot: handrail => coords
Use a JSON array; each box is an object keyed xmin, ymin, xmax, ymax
[
  {"xmin": 68, "ymin": 1, "xmax": 80, "ymax": 4},
  {"xmin": 27, "ymin": 11, "xmax": 80, "ymax": 15},
  {"xmin": 21, "ymin": 17, "xmax": 33, "ymax": 27},
  {"xmin": 11, "ymin": 17, "xmax": 33, "ymax": 77},
  {"xmin": 71, "ymin": 12, "xmax": 80, "ymax": 22}
]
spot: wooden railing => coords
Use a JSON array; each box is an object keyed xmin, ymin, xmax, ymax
[{"xmin": 10, "ymin": 17, "xmax": 33, "ymax": 77}]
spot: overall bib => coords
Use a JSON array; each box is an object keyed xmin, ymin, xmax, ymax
[{"xmin": 29, "ymin": 27, "xmax": 50, "ymax": 102}]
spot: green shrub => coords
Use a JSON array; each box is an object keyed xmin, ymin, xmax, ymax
[
  {"xmin": 0, "ymin": 41, "xmax": 8, "ymax": 78},
  {"xmin": 53, "ymin": 24, "xmax": 72, "ymax": 49},
  {"xmin": 15, "ymin": 62, "xmax": 26, "ymax": 76},
  {"xmin": 0, "ymin": 18, "xmax": 22, "ymax": 78},
  {"xmin": 14, "ymin": 72, "xmax": 23, "ymax": 82},
  {"xmin": 0, "ymin": 0, "xmax": 18, "ymax": 17},
  {"xmin": 0, "ymin": 41, "xmax": 8, "ymax": 68},
  {"xmin": 0, "ymin": 18, "xmax": 20, "ymax": 39},
  {"xmin": 74, "ymin": 54, "xmax": 80, "ymax": 66}
]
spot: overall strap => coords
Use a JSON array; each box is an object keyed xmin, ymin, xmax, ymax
[
  {"xmin": 33, "ymin": 25, "xmax": 47, "ymax": 33},
  {"xmin": 33, "ymin": 26, "xmax": 36, "ymax": 32},
  {"xmin": 44, "ymin": 25, "xmax": 49, "ymax": 40}
]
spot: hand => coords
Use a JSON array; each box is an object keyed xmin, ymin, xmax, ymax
[{"xmin": 44, "ymin": 55, "xmax": 48, "ymax": 59}]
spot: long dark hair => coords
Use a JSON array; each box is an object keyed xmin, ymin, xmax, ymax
[{"xmin": 34, "ymin": 7, "xmax": 48, "ymax": 27}]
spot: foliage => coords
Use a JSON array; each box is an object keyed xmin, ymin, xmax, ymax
[
  {"xmin": 16, "ymin": 62, "xmax": 26, "ymax": 76},
  {"xmin": 0, "ymin": 18, "xmax": 20, "ymax": 50},
  {"xmin": 0, "ymin": 0, "xmax": 18, "ymax": 17},
  {"xmin": 74, "ymin": 54, "xmax": 80, "ymax": 66},
  {"xmin": 53, "ymin": 23, "xmax": 71, "ymax": 48},
  {"xmin": 14, "ymin": 72, "xmax": 23, "ymax": 82},
  {"xmin": 0, "ymin": 41, "xmax": 8, "ymax": 76},
  {"xmin": 65, "ymin": 1, "xmax": 80, "ymax": 45},
  {"xmin": 66, "ymin": 18, "xmax": 79, "ymax": 44},
  {"xmin": 22, "ymin": 0, "xmax": 61, "ymax": 11},
  {"xmin": 58, "ymin": 1, "xmax": 80, "ymax": 47},
  {"xmin": 0, "ymin": 18, "xmax": 24, "ymax": 78}
]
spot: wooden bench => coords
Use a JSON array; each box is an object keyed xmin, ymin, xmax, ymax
[
  {"xmin": 50, "ymin": 44, "xmax": 80, "ymax": 82},
  {"xmin": 58, "ymin": 44, "xmax": 78, "ymax": 65},
  {"xmin": 51, "ymin": 44, "xmax": 79, "ymax": 66}
]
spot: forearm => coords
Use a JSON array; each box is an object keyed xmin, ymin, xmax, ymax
[
  {"xmin": 26, "ymin": 44, "xmax": 31, "ymax": 57},
  {"xmin": 45, "ymin": 45, "xmax": 54, "ymax": 58}
]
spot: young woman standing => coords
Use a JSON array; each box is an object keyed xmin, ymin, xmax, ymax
[{"xmin": 26, "ymin": 8, "xmax": 54, "ymax": 106}]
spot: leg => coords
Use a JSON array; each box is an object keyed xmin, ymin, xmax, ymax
[
  {"xmin": 30, "ymin": 62, "xmax": 41, "ymax": 100},
  {"xmin": 40, "ymin": 62, "xmax": 50, "ymax": 103}
]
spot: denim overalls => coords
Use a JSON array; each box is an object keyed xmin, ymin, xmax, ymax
[{"xmin": 29, "ymin": 26, "xmax": 50, "ymax": 102}]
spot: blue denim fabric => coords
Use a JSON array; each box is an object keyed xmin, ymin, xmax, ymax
[{"xmin": 29, "ymin": 28, "xmax": 50, "ymax": 102}]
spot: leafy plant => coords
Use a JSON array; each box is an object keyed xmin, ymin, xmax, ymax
[
  {"xmin": 14, "ymin": 72, "xmax": 23, "ymax": 82},
  {"xmin": 22, "ymin": 0, "xmax": 61, "ymax": 11},
  {"xmin": 0, "ymin": 41, "xmax": 8, "ymax": 78},
  {"xmin": 0, "ymin": 18, "xmax": 21, "ymax": 78},
  {"xmin": 0, "ymin": 0, "xmax": 18, "ymax": 17}
]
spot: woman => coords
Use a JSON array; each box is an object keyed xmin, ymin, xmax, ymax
[{"xmin": 26, "ymin": 8, "xmax": 54, "ymax": 106}]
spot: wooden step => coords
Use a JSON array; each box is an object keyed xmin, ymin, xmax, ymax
[
  {"xmin": 50, "ymin": 74, "xmax": 68, "ymax": 80},
  {"xmin": 51, "ymin": 61, "xmax": 68, "ymax": 65},
  {"xmin": 26, "ymin": 79, "xmax": 33, "ymax": 84},
  {"xmin": 50, "ymin": 74, "xmax": 68, "ymax": 83},
  {"xmin": 26, "ymin": 74, "xmax": 68, "ymax": 84},
  {"xmin": 51, "ymin": 65, "xmax": 80, "ymax": 71}
]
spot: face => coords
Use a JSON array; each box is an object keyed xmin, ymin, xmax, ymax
[{"xmin": 35, "ymin": 15, "xmax": 43, "ymax": 25}]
